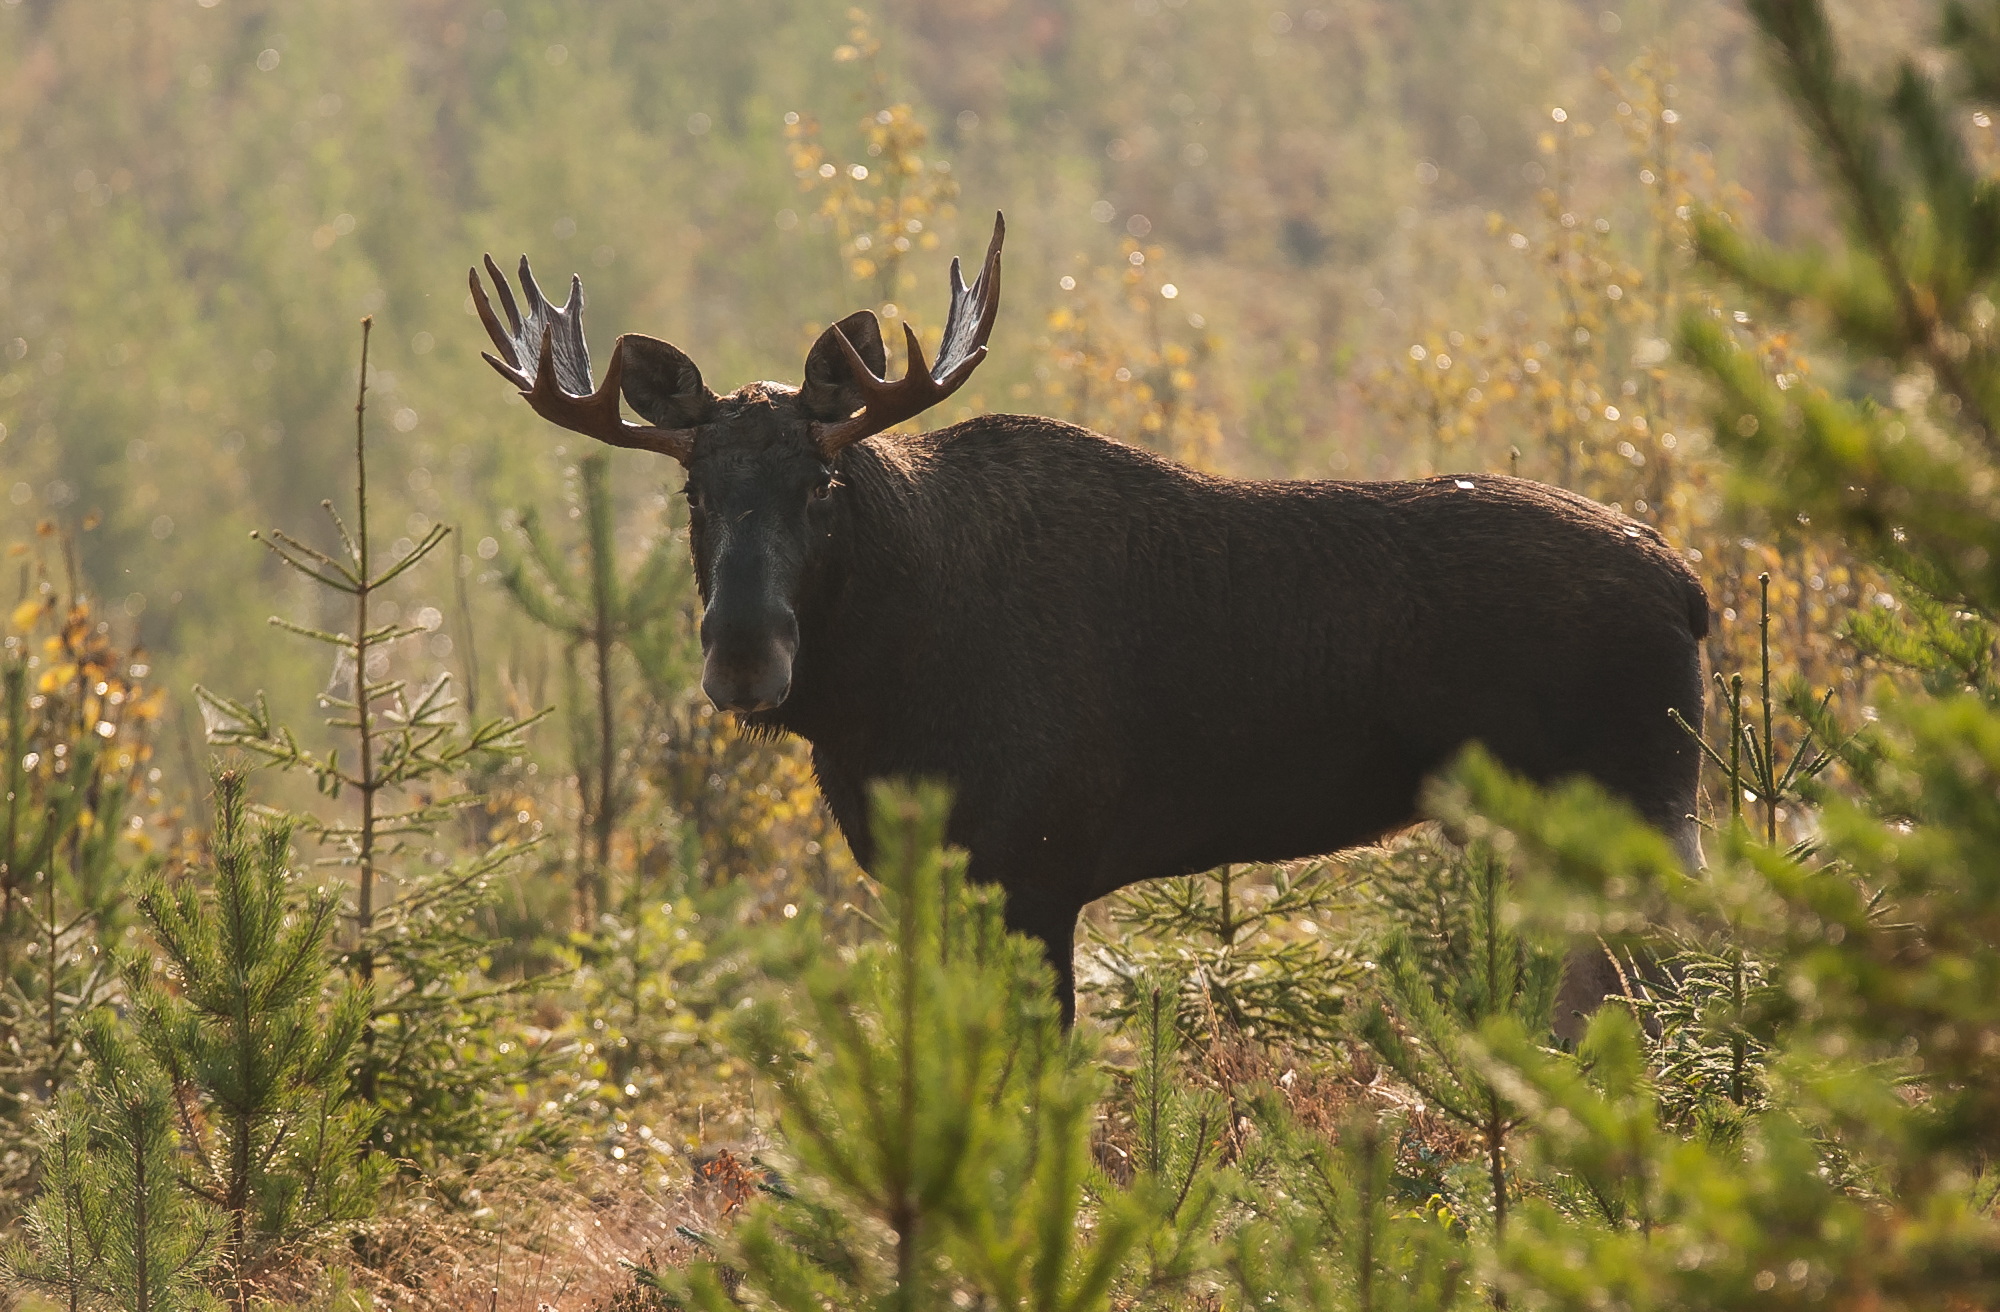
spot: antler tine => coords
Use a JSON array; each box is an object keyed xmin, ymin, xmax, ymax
[
  {"xmin": 484, "ymin": 254, "xmax": 525, "ymax": 342},
  {"xmin": 471, "ymin": 259, "xmax": 529, "ymax": 385},
  {"xmin": 826, "ymin": 321, "xmax": 899, "ymax": 404},
  {"xmin": 562, "ymin": 273, "xmax": 591, "ymax": 388},
  {"xmin": 529, "ymin": 325, "xmax": 566, "ymax": 412},
  {"xmin": 898, "ymin": 321, "xmax": 933, "ymax": 389},
  {"xmin": 516, "ymin": 254, "xmax": 551, "ymax": 316},
  {"xmin": 814, "ymin": 211, "xmax": 1006, "ymax": 457},
  {"xmin": 479, "ymin": 349, "xmax": 530, "ymax": 392}
]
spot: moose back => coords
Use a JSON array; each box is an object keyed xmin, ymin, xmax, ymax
[{"xmin": 473, "ymin": 214, "xmax": 1707, "ymax": 1023}]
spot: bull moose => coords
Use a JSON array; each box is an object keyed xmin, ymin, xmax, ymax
[{"xmin": 471, "ymin": 213, "xmax": 1707, "ymax": 1027}]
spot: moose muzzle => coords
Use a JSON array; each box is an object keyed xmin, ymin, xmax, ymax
[{"xmin": 700, "ymin": 608, "xmax": 800, "ymax": 713}]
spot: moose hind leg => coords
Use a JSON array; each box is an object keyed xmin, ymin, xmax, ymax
[
  {"xmin": 1554, "ymin": 942, "xmax": 1630, "ymax": 1043},
  {"xmin": 1667, "ymin": 812, "xmax": 1705, "ymax": 870}
]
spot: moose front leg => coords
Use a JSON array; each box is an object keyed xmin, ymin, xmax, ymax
[
  {"xmin": 1000, "ymin": 890, "xmax": 1082, "ymax": 1027},
  {"xmin": 812, "ymin": 753, "xmax": 1089, "ymax": 1025}
]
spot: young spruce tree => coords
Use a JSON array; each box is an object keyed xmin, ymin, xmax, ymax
[{"xmin": 195, "ymin": 318, "xmax": 548, "ymax": 1165}]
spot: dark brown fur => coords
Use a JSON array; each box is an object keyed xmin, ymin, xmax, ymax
[{"xmin": 733, "ymin": 414, "xmax": 1708, "ymax": 1020}]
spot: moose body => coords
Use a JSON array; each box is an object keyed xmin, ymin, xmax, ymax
[
  {"xmin": 751, "ymin": 420, "xmax": 1707, "ymax": 1012},
  {"xmin": 473, "ymin": 215, "xmax": 1707, "ymax": 1025}
]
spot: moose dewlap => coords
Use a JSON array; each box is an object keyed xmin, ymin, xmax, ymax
[{"xmin": 473, "ymin": 212, "xmax": 1708, "ymax": 1026}]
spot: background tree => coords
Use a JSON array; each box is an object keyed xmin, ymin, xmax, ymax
[
  {"xmin": 0, "ymin": 0, "xmax": 1858, "ymax": 743},
  {"xmin": 499, "ymin": 451, "xmax": 695, "ymax": 922}
]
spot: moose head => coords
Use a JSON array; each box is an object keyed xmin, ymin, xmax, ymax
[{"xmin": 472, "ymin": 215, "xmax": 1004, "ymax": 713}]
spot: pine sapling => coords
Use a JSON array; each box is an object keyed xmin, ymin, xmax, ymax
[
  {"xmin": 1, "ymin": 1091, "xmax": 105, "ymax": 1311},
  {"xmin": 1672, "ymin": 572, "xmax": 1835, "ymax": 849},
  {"xmin": 1112, "ymin": 973, "xmax": 1229, "ymax": 1303},
  {"xmin": 0, "ymin": 573, "xmax": 166, "ymax": 1205},
  {"xmin": 125, "ymin": 771, "xmax": 381, "ymax": 1312},
  {"xmin": 1092, "ymin": 859, "xmax": 1366, "ymax": 1051},
  {"xmin": 3, "ymin": 1016, "xmax": 225, "ymax": 1312},
  {"xmin": 1229, "ymin": 1106, "xmax": 1469, "ymax": 1312},
  {"xmin": 681, "ymin": 782, "xmax": 1150, "ymax": 1312},
  {"xmin": 77, "ymin": 1014, "xmax": 224, "ymax": 1312}
]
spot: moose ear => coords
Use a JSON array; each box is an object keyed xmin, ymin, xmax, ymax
[
  {"xmin": 799, "ymin": 311, "xmax": 888, "ymax": 421},
  {"xmin": 618, "ymin": 335, "xmax": 716, "ymax": 429}
]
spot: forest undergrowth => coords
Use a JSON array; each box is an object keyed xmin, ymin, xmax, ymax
[{"xmin": 5, "ymin": 0, "xmax": 2000, "ymax": 1308}]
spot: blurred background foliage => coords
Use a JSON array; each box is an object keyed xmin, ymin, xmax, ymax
[{"xmin": 0, "ymin": 0, "xmax": 1896, "ymax": 765}]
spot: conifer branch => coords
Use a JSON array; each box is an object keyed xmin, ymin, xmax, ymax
[{"xmin": 1747, "ymin": 0, "xmax": 1997, "ymax": 444}]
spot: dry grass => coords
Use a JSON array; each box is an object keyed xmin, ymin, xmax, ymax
[{"xmin": 266, "ymin": 1145, "xmax": 775, "ymax": 1312}]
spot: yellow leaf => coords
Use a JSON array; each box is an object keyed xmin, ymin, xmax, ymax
[{"xmin": 9, "ymin": 599, "xmax": 41, "ymax": 632}]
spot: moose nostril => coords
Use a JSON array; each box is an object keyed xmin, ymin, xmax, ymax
[{"xmin": 705, "ymin": 678, "xmax": 790, "ymax": 715}]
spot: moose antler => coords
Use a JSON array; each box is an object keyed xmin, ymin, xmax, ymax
[
  {"xmin": 814, "ymin": 212, "xmax": 1005, "ymax": 458},
  {"xmin": 469, "ymin": 255, "xmax": 696, "ymax": 463}
]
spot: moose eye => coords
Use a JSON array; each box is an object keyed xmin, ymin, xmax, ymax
[
  {"xmin": 810, "ymin": 477, "xmax": 835, "ymax": 501},
  {"xmin": 683, "ymin": 487, "xmax": 703, "ymax": 511}
]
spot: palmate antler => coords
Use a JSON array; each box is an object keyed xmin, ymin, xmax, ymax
[
  {"xmin": 469, "ymin": 255, "xmax": 696, "ymax": 463},
  {"xmin": 472, "ymin": 212, "xmax": 1004, "ymax": 463},
  {"xmin": 812, "ymin": 213, "xmax": 1005, "ymax": 458}
]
